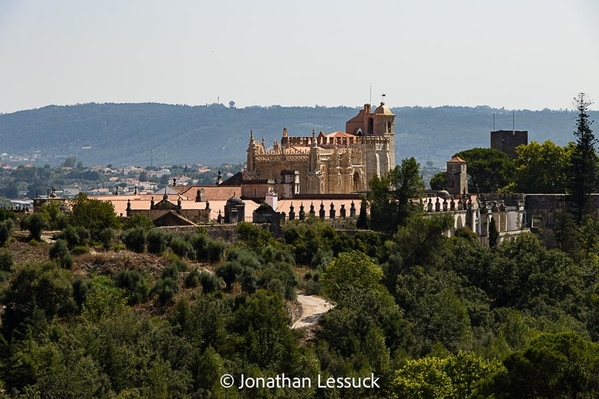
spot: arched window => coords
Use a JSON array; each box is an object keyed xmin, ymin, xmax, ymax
[
  {"xmin": 353, "ymin": 171, "xmax": 360, "ymax": 192},
  {"xmin": 367, "ymin": 118, "xmax": 374, "ymax": 135}
]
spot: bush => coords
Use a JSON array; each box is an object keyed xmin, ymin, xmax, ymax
[
  {"xmin": 71, "ymin": 245, "xmax": 89, "ymax": 255},
  {"xmin": 56, "ymin": 226, "xmax": 91, "ymax": 248},
  {"xmin": 215, "ymin": 261, "xmax": 242, "ymax": 290},
  {"xmin": 99, "ymin": 227, "xmax": 115, "ymax": 249},
  {"xmin": 0, "ymin": 251, "xmax": 13, "ymax": 272},
  {"xmin": 189, "ymin": 233, "xmax": 208, "ymax": 261},
  {"xmin": 114, "ymin": 269, "xmax": 150, "ymax": 305},
  {"xmin": 170, "ymin": 258, "xmax": 188, "ymax": 273},
  {"xmin": 147, "ymin": 228, "xmax": 169, "ymax": 254},
  {"xmin": 0, "ymin": 219, "xmax": 14, "ymax": 246},
  {"xmin": 239, "ymin": 267, "xmax": 258, "ymax": 294},
  {"xmin": 198, "ymin": 271, "xmax": 220, "ymax": 293},
  {"xmin": 0, "ymin": 209, "xmax": 17, "ymax": 222},
  {"xmin": 184, "ymin": 268, "xmax": 200, "ymax": 288},
  {"xmin": 206, "ymin": 240, "xmax": 226, "ymax": 263},
  {"xmin": 123, "ymin": 213, "xmax": 155, "ymax": 230},
  {"xmin": 61, "ymin": 253, "xmax": 74, "ymax": 269},
  {"xmin": 21, "ymin": 213, "xmax": 49, "ymax": 241},
  {"xmin": 259, "ymin": 262, "xmax": 298, "ymax": 300},
  {"xmin": 49, "ymin": 239, "xmax": 69, "ymax": 260},
  {"xmin": 152, "ymin": 277, "xmax": 178, "ymax": 305},
  {"xmin": 121, "ymin": 227, "xmax": 146, "ymax": 253},
  {"xmin": 170, "ymin": 237, "xmax": 194, "ymax": 258}
]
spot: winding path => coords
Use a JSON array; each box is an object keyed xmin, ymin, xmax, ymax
[{"xmin": 292, "ymin": 294, "xmax": 334, "ymax": 329}]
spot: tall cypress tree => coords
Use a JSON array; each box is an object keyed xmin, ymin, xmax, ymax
[{"xmin": 569, "ymin": 93, "xmax": 597, "ymax": 225}]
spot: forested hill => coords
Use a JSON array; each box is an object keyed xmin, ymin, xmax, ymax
[{"xmin": 0, "ymin": 102, "xmax": 595, "ymax": 167}]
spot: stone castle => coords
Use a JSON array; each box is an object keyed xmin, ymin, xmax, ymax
[{"xmin": 242, "ymin": 102, "xmax": 395, "ymax": 199}]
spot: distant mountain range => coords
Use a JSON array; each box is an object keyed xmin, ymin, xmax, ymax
[{"xmin": 0, "ymin": 102, "xmax": 595, "ymax": 168}]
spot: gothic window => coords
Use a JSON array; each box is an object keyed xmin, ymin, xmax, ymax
[
  {"xmin": 367, "ymin": 118, "xmax": 373, "ymax": 135},
  {"xmin": 387, "ymin": 121, "xmax": 392, "ymax": 133},
  {"xmin": 353, "ymin": 171, "xmax": 360, "ymax": 192}
]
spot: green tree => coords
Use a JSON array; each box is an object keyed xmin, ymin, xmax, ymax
[
  {"xmin": 1, "ymin": 261, "xmax": 74, "ymax": 337},
  {"xmin": 513, "ymin": 140, "xmax": 573, "ymax": 193},
  {"xmin": 455, "ymin": 148, "xmax": 515, "ymax": 193},
  {"xmin": 20, "ymin": 212, "xmax": 49, "ymax": 241},
  {"xmin": 69, "ymin": 193, "xmax": 121, "ymax": 240},
  {"xmin": 568, "ymin": 92, "xmax": 598, "ymax": 224},
  {"xmin": 391, "ymin": 352, "xmax": 500, "ymax": 399},
  {"xmin": 369, "ymin": 157, "xmax": 425, "ymax": 234},
  {"xmin": 482, "ymin": 332, "xmax": 599, "ymax": 399},
  {"xmin": 489, "ymin": 216, "xmax": 499, "ymax": 248},
  {"xmin": 0, "ymin": 219, "xmax": 14, "ymax": 247},
  {"xmin": 382, "ymin": 213, "xmax": 454, "ymax": 295},
  {"xmin": 123, "ymin": 213, "xmax": 155, "ymax": 230},
  {"xmin": 62, "ymin": 157, "xmax": 77, "ymax": 168},
  {"xmin": 121, "ymin": 227, "xmax": 146, "ymax": 253},
  {"xmin": 321, "ymin": 250, "xmax": 382, "ymax": 302},
  {"xmin": 356, "ymin": 197, "xmax": 369, "ymax": 229},
  {"xmin": 429, "ymin": 171, "xmax": 446, "ymax": 190}
]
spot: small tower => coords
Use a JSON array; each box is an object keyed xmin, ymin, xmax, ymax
[{"xmin": 446, "ymin": 156, "xmax": 468, "ymax": 195}]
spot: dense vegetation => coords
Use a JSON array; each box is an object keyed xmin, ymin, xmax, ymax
[
  {"xmin": 1, "ymin": 181, "xmax": 599, "ymax": 397},
  {"xmin": 1, "ymin": 103, "xmax": 597, "ymax": 167},
  {"xmin": 0, "ymin": 95, "xmax": 597, "ymax": 397}
]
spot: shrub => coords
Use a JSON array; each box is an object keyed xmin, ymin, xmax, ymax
[
  {"xmin": 0, "ymin": 219, "xmax": 13, "ymax": 246},
  {"xmin": 0, "ymin": 251, "xmax": 13, "ymax": 272},
  {"xmin": 147, "ymin": 228, "xmax": 169, "ymax": 254},
  {"xmin": 21, "ymin": 213, "xmax": 49, "ymax": 241},
  {"xmin": 152, "ymin": 277, "xmax": 178, "ymax": 305},
  {"xmin": 114, "ymin": 269, "xmax": 151, "ymax": 305},
  {"xmin": 184, "ymin": 268, "xmax": 201, "ymax": 288},
  {"xmin": 170, "ymin": 237, "xmax": 194, "ymax": 258},
  {"xmin": 121, "ymin": 227, "xmax": 146, "ymax": 253},
  {"xmin": 49, "ymin": 239, "xmax": 69, "ymax": 260},
  {"xmin": 189, "ymin": 233, "xmax": 208, "ymax": 261},
  {"xmin": 198, "ymin": 271, "xmax": 220, "ymax": 293},
  {"xmin": 206, "ymin": 240, "xmax": 226, "ymax": 263},
  {"xmin": 61, "ymin": 253, "xmax": 74, "ymax": 269},
  {"xmin": 215, "ymin": 261, "xmax": 242, "ymax": 290},
  {"xmin": 71, "ymin": 245, "xmax": 89, "ymax": 255},
  {"xmin": 170, "ymin": 258, "xmax": 188, "ymax": 273},
  {"xmin": 0, "ymin": 209, "xmax": 17, "ymax": 222},
  {"xmin": 99, "ymin": 227, "xmax": 115, "ymax": 249},
  {"xmin": 124, "ymin": 213, "xmax": 155, "ymax": 230}
]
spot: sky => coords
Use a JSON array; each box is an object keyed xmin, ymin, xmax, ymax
[{"xmin": 0, "ymin": 0, "xmax": 598, "ymax": 114}]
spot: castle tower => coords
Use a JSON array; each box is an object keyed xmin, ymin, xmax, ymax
[
  {"xmin": 446, "ymin": 156, "xmax": 468, "ymax": 195},
  {"xmin": 373, "ymin": 102, "xmax": 395, "ymax": 173}
]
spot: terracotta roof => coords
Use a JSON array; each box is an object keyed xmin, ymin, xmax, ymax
[
  {"xmin": 448, "ymin": 156, "xmax": 466, "ymax": 163},
  {"xmin": 325, "ymin": 131, "xmax": 354, "ymax": 138}
]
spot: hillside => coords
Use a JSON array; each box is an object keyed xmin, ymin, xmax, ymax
[{"xmin": 0, "ymin": 103, "xmax": 595, "ymax": 167}]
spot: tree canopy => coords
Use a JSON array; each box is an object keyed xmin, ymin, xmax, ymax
[
  {"xmin": 369, "ymin": 157, "xmax": 425, "ymax": 234},
  {"xmin": 513, "ymin": 140, "xmax": 573, "ymax": 193},
  {"xmin": 454, "ymin": 148, "xmax": 515, "ymax": 193},
  {"xmin": 69, "ymin": 193, "xmax": 121, "ymax": 240}
]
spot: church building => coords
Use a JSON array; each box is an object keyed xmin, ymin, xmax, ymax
[{"xmin": 242, "ymin": 102, "xmax": 395, "ymax": 199}]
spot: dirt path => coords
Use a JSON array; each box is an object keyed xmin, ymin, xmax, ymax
[{"xmin": 292, "ymin": 293, "xmax": 334, "ymax": 329}]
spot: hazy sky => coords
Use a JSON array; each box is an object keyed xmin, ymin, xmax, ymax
[{"xmin": 1, "ymin": 0, "xmax": 597, "ymax": 113}]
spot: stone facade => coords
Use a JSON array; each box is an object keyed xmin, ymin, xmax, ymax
[
  {"xmin": 243, "ymin": 102, "xmax": 395, "ymax": 199},
  {"xmin": 491, "ymin": 130, "xmax": 528, "ymax": 159}
]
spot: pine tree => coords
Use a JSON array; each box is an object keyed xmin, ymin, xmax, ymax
[{"xmin": 568, "ymin": 93, "xmax": 597, "ymax": 224}]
